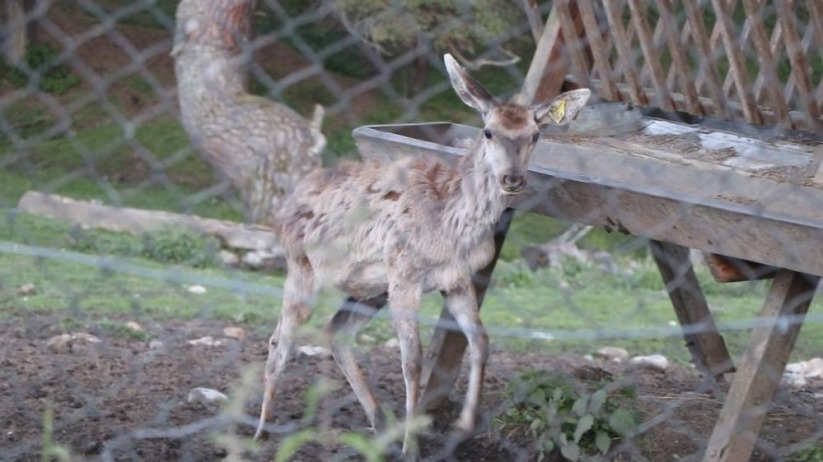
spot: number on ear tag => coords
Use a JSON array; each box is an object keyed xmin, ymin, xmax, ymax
[{"xmin": 549, "ymin": 99, "xmax": 566, "ymax": 124}]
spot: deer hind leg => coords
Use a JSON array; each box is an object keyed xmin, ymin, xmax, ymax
[
  {"xmin": 443, "ymin": 282, "xmax": 489, "ymax": 434},
  {"xmin": 255, "ymin": 255, "xmax": 316, "ymax": 440},
  {"xmin": 388, "ymin": 282, "xmax": 423, "ymax": 460},
  {"xmin": 324, "ymin": 294, "xmax": 388, "ymax": 431}
]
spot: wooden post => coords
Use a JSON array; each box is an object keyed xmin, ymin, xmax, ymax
[
  {"xmin": 420, "ymin": 209, "xmax": 515, "ymax": 410},
  {"xmin": 703, "ymin": 269, "xmax": 819, "ymax": 462},
  {"xmin": 650, "ymin": 241, "xmax": 735, "ymax": 380}
]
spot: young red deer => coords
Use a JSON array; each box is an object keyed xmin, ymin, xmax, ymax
[{"xmin": 254, "ymin": 54, "xmax": 591, "ymax": 458}]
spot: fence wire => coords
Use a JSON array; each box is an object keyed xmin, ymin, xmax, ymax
[{"xmin": 1, "ymin": 1, "xmax": 823, "ymax": 461}]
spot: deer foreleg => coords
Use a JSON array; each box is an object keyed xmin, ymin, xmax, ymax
[
  {"xmin": 388, "ymin": 282, "xmax": 423, "ymax": 461},
  {"xmin": 443, "ymin": 282, "xmax": 489, "ymax": 434}
]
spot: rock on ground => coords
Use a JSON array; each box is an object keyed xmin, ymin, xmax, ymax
[{"xmin": 596, "ymin": 346, "xmax": 629, "ymax": 362}]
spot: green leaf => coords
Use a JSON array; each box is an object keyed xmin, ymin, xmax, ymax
[
  {"xmin": 340, "ymin": 431, "xmax": 383, "ymax": 462},
  {"xmin": 589, "ymin": 389, "xmax": 607, "ymax": 415},
  {"xmin": 572, "ymin": 395, "xmax": 589, "ymax": 417},
  {"xmin": 528, "ymin": 388, "xmax": 547, "ymax": 406},
  {"xmin": 574, "ymin": 414, "xmax": 594, "ymax": 443},
  {"xmin": 608, "ymin": 408, "xmax": 637, "ymax": 436},
  {"xmin": 552, "ymin": 387, "xmax": 564, "ymax": 401},
  {"xmin": 275, "ymin": 429, "xmax": 317, "ymax": 462},
  {"xmin": 560, "ymin": 441, "xmax": 581, "ymax": 461},
  {"xmin": 595, "ymin": 430, "xmax": 612, "ymax": 454}
]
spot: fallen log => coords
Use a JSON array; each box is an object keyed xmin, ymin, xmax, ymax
[{"xmin": 18, "ymin": 191, "xmax": 281, "ymax": 252}]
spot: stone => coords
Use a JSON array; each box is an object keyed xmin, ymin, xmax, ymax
[
  {"xmin": 630, "ymin": 354, "xmax": 669, "ymax": 372},
  {"xmin": 47, "ymin": 333, "xmax": 102, "ymax": 354},
  {"xmin": 297, "ymin": 345, "xmax": 332, "ymax": 358},
  {"xmin": 595, "ymin": 346, "xmax": 629, "ymax": 362},
  {"xmin": 187, "ymin": 285, "xmax": 207, "ymax": 294},
  {"xmin": 384, "ymin": 338, "xmax": 400, "ymax": 349},
  {"xmin": 187, "ymin": 387, "xmax": 228, "ymax": 405},
  {"xmin": 148, "ymin": 339, "xmax": 164, "ymax": 349},
  {"xmin": 785, "ymin": 358, "xmax": 823, "ymax": 379},
  {"xmin": 187, "ymin": 336, "xmax": 223, "ymax": 347},
  {"xmin": 125, "ymin": 321, "xmax": 143, "ymax": 332},
  {"xmin": 222, "ymin": 326, "xmax": 246, "ymax": 340},
  {"xmin": 219, "ymin": 250, "xmax": 240, "ymax": 266},
  {"xmin": 18, "ymin": 283, "xmax": 36, "ymax": 296}
]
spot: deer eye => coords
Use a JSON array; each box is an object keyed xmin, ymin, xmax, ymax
[
  {"xmin": 483, "ymin": 129, "xmax": 492, "ymax": 140},
  {"xmin": 532, "ymin": 132, "xmax": 540, "ymax": 143}
]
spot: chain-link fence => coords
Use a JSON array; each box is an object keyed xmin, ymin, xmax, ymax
[{"xmin": 1, "ymin": 1, "xmax": 823, "ymax": 461}]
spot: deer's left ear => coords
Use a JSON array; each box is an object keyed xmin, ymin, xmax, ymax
[{"xmin": 532, "ymin": 89, "xmax": 591, "ymax": 126}]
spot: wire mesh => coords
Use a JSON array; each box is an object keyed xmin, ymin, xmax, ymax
[{"xmin": 1, "ymin": 1, "xmax": 822, "ymax": 461}]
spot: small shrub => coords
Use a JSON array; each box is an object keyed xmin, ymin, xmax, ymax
[
  {"xmin": 2, "ymin": 44, "xmax": 81, "ymax": 95},
  {"xmin": 496, "ymin": 370, "xmax": 638, "ymax": 461},
  {"xmin": 141, "ymin": 226, "xmax": 220, "ymax": 268},
  {"xmin": 790, "ymin": 445, "xmax": 823, "ymax": 462}
]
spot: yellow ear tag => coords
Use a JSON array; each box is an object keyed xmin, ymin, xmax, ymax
[{"xmin": 549, "ymin": 99, "xmax": 566, "ymax": 124}]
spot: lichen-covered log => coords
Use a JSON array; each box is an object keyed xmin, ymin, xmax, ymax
[{"xmin": 172, "ymin": 0, "xmax": 324, "ymax": 224}]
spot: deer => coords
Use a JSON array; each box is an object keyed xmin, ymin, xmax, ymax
[{"xmin": 254, "ymin": 53, "xmax": 591, "ymax": 459}]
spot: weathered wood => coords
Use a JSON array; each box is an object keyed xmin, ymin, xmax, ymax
[
  {"xmin": 703, "ymin": 269, "xmax": 819, "ymax": 462},
  {"xmin": 520, "ymin": 0, "xmax": 544, "ymax": 43},
  {"xmin": 811, "ymin": 145, "xmax": 823, "ymax": 185},
  {"xmin": 710, "ymin": 0, "xmax": 763, "ymax": 124},
  {"xmin": 601, "ymin": 0, "xmax": 647, "ymax": 106},
  {"xmin": 420, "ymin": 208, "xmax": 514, "ymax": 411},
  {"xmin": 775, "ymin": 0, "xmax": 822, "ymax": 132},
  {"xmin": 354, "ymin": 123, "xmax": 823, "ymax": 277},
  {"xmin": 650, "ymin": 241, "xmax": 734, "ymax": 379},
  {"xmin": 655, "ymin": 0, "xmax": 703, "ymax": 115},
  {"xmin": 741, "ymin": 0, "xmax": 791, "ymax": 129},
  {"xmin": 576, "ymin": 0, "xmax": 619, "ymax": 101},
  {"xmin": 704, "ymin": 254, "xmax": 778, "ymax": 283},
  {"xmin": 18, "ymin": 191, "xmax": 280, "ymax": 251},
  {"xmin": 627, "ymin": 0, "xmax": 675, "ymax": 111},
  {"xmin": 518, "ymin": 5, "xmax": 566, "ymax": 105},
  {"xmin": 683, "ymin": 0, "xmax": 732, "ymax": 119},
  {"xmin": 554, "ymin": 0, "xmax": 592, "ymax": 90}
]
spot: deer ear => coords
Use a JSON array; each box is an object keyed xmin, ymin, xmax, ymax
[
  {"xmin": 444, "ymin": 54, "xmax": 496, "ymax": 114},
  {"xmin": 533, "ymin": 88, "xmax": 591, "ymax": 126}
]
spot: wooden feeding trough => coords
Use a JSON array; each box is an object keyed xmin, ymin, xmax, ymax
[{"xmin": 353, "ymin": 1, "xmax": 822, "ymax": 461}]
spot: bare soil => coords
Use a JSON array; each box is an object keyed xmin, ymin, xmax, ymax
[{"xmin": 1, "ymin": 313, "xmax": 822, "ymax": 462}]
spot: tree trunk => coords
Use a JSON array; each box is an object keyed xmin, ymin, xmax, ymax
[
  {"xmin": 173, "ymin": 0, "xmax": 323, "ymax": 225},
  {"xmin": 3, "ymin": 0, "xmax": 28, "ymax": 66}
]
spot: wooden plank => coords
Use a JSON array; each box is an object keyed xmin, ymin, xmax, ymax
[
  {"xmin": 518, "ymin": 4, "xmax": 567, "ymax": 105},
  {"xmin": 627, "ymin": 0, "xmax": 675, "ymax": 110},
  {"xmin": 650, "ymin": 241, "xmax": 734, "ymax": 378},
  {"xmin": 683, "ymin": 0, "xmax": 732, "ymax": 119},
  {"xmin": 655, "ymin": 0, "xmax": 703, "ymax": 115},
  {"xmin": 751, "ymin": 21, "xmax": 783, "ymax": 106},
  {"xmin": 17, "ymin": 191, "xmax": 280, "ymax": 251},
  {"xmin": 775, "ymin": 0, "xmax": 822, "ymax": 132},
  {"xmin": 741, "ymin": 0, "xmax": 792, "ymax": 128},
  {"xmin": 554, "ymin": 0, "xmax": 592, "ymax": 90},
  {"xmin": 576, "ymin": 0, "xmax": 619, "ymax": 100},
  {"xmin": 602, "ymin": 0, "xmax": 648, "ymax": 106},
  {"xmin": 710, "ymin": 0, "xmax": 763, "ymax": 124},
  {"xmin": 420, "ymin": 209, "xmax": 514, "ymax": 410},
  {"xmin": 703, "ymin": 269, "xmax": 819, "ymax": 462},
  {"xmin": 520, "ymin": 0, "xmax": 544, "ymax": 43}
]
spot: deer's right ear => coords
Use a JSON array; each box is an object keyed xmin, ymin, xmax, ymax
[{"xmin": 444, "ymin": 54, "xmax": 496, "ymax": 114}]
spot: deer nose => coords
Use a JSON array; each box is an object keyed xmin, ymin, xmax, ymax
[{"xmin": 501, "ymin": 174, "xmax": 526, "ymax": 193}]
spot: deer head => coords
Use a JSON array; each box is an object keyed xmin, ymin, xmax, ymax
[{"xmin": 444, "ymin": 54, "xmax": 591, "ymax": 194}]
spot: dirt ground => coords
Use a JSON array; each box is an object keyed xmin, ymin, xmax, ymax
[{"xmin": 1, "ymin": 313, "xmax": 822, "ymax": 462}]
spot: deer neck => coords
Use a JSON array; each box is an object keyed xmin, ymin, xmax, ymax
[{"xmin": 446, "ymin": 140, "xmax": 512, "ymax": 245}]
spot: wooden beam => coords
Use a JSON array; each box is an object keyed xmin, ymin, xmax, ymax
[
  {"xmin": 703, "ymin": 269, "xmax": 819, "ymax": 462},
  {"xmin": 420, "ymin": 208, "xmax": 514, "ymax": 411},
  {"xmin": 18, "ymin": 191, "xmax": 280, "ymax": 251},
  {"xmin": 650, "ymin": 241, "xmax": 734, "ymax": 379},
  {"xmin": 518, "ymin": 4, "xmax": 566, "ymax": 105}
]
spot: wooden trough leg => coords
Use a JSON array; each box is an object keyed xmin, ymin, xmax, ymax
[
  {"xmin": 420, "ymin": 208, "xmax": 515, "ymax": 411},
  {"xmin": 650, "ymin": 241, "xmax": 735, "ymax": 384},
  {"xmin": 703, "ymin": 269, "xmax": 819, "ymax": 462}
]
